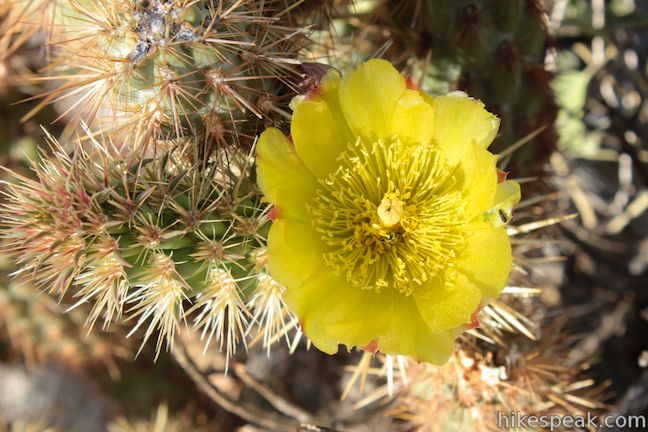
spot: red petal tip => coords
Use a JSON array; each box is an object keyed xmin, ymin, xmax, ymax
[
  {"xmin": 468, "ymin": 304, "xmax": 485, "ymax": 329},
  {"xmin": 405, "ymin": 76, "xmax": 419, "ymax": 90},
  {"xmin": 497, "ymin": 169, "xmax": 509, "ymax": 184},
  {"xmin": 362, "ymin": 339, "xmax": 379, "ymax": 355},
  {"xmin": 268, "ymin": 206, "xmax": 280, "ymax": 221}
]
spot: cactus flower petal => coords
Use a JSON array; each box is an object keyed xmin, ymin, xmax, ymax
[
  {"xmin": 413, "ymin": 274, "xmax": 481, "ymax": 334},
  {"xmin": 460, "ymin": 143, "xmax": 499, "ymax": 218},
  {"xmin": 378, "ymin": 295, "xmax": 457, "ymax": 364},
  {"xmin": 266, "ymin": 219, "xmax": 328, "ymax": 289},
  {"xmin": 390, "ymin": 89, "xmax": 436, "ymax": 144},
  {"xmin": 286, "ymin": 272, "xmax": 392, "ymax": 355},
  {"xmin": 291, "ymin": 71, "xmax": 354, "ymax": 179},
  {"xmin": 433, "ymin": 93, "xmax": 501, "ymax": 165},
  {"xmin": 256, "ymin": 128, "xmax": 319, "ymax": 222},
  {"xmin": 456, "ymin": 223, "xmax": 512, "ymax": 299},
  {"xmin": 339, "ymin": 59, "xmax": 408, "ymax": 140}
]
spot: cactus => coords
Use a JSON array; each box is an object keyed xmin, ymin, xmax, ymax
[
  {"xmin": 0, "ymin": 256, "xmax": 132, "ymax": 373},
  {"xmin": 1, "ymin": 17, "xmax": 122, "ymax": 370},
  {"xmin": 0, "ymin": 4, "xmax": 612, "ymax": 431},
  {"xmin": 371, "ymin": 0, "xmax": 557, "ymax": 174},
  {"xmin": 108, "ymin": 404, "xmax": 213, "ymax": 432},
  {"xmin": 0, "ymin": 1, "xmax": 14, "ymax": 97},
  {"xmin": 1, "ymin": 0, "xmax": 53, "ymax": 90},
  {"xmin": 393, "ymin": 322, "xmax": 606, "ymax": 432},
  {"xmin": 19, "ymin": 0, "xmax": 308, "ymax": 148},
  {"xmin": 0, "ymin": 0, "xmax": 60, "ymax": 166},
  {"xmin": 1, "ymin": 404, "xmax": 214, "ymax": 432},
  {"xmin": 0, "ymin": 135, "xmax": 277, "ymax": 360},
  {"xmin": 335, "ymin": 297, "xmax": 605, "ymax": 432},
  {"xmin": 0, "ymin": 421, "xmax": 57, "ymax": 432}
]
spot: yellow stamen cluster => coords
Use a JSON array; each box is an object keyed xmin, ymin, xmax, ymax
[{"xmin": 310, "ymin": 137, "xmax": 467, "ymax": 294}]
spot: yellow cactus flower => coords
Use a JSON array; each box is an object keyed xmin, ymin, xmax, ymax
[{"xmin": 256, "ymin": 59, "xmax": 520, "ymax": 364}]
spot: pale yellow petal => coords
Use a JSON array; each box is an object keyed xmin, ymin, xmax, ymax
[
  {"xmin": 456, "ymin": 222, "xmax": 512, "ymax": 299},
  {"xmin": 256, "ymin": 128, "xmax": 319, "ymax": 222},
  {"xmin": 284, "ymin": 273, "xmax": 393, "ymax": 355},
  {"xmin": 390, "ymin": 89, "xmax": 435, "ymax": 143},
  {"xmin": 379, "ymin": 294, "xmax": 457, "ymax": 364},
  {"xmin": 339, "ymin": 59, "xmax": 407, "ymax": 140},
  {"xmin": 459, "ymin": 143, "xmax": 499, "ymax": 219},
  {"xmin": 413, "ymin": 273, "xmax": 481, "ymax": 334},
  {"xmin": 291, "ymin": 70, "xmax": 354, "ymax": 179},
  {"xmin": 266, "ymin": 219, "xmax": 329, "ymax": 290},
  {"xmin": 289, "ymin": 276, "xmax": 457, "ymax": 364},
  {"xmin": 433, "ymin": 92, "xmax": 500, "ymax": 166}
]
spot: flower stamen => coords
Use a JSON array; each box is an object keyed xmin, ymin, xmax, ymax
[{"xmin": 310, "ymin": 136, "xmax": 468, "ymax": 295}]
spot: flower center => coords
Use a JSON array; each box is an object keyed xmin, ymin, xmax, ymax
[
  {"xmin": 309, "ymin": 136, "xmax": 468, "ymax": 294},
  {"xmin": 377, "ymin": 196, "xmax": 405, "ymax": 228}
]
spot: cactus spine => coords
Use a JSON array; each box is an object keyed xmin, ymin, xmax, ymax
[
  {"xmin": 0, "ymin": 135, "xmax": 274, "ymax": 358},
  {"xmin": 20, "ymin": 0, "xmax": 308, "ymax": 147}
]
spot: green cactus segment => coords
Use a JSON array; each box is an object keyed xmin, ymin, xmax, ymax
[
  {"xmin": 0, "ymin": 254, "xmax": 132, "ymax": 369},
  {"xmin": 0, "ymin": 137, "xmax": 269, "ymax": 355},
  {"xmin": 30, "ymin": 0, "xmax": 307, "ymax": 145},
  {"xmin": 383, "ymin": 0, "xmax": 557, "ymax": 174}
]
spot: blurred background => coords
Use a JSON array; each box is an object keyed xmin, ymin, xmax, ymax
[{"xmin": 1, "ymin": 0, "xmax": 648, "ymax": 430}]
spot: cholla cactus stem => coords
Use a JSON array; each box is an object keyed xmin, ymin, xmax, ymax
[
  {"xmin": 0, "ymin": 131, "xmax": 269, "ymax": 361},
  {"xmin": 18, "ymin": 0, "xmax": 309, "ymax": 147}
]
